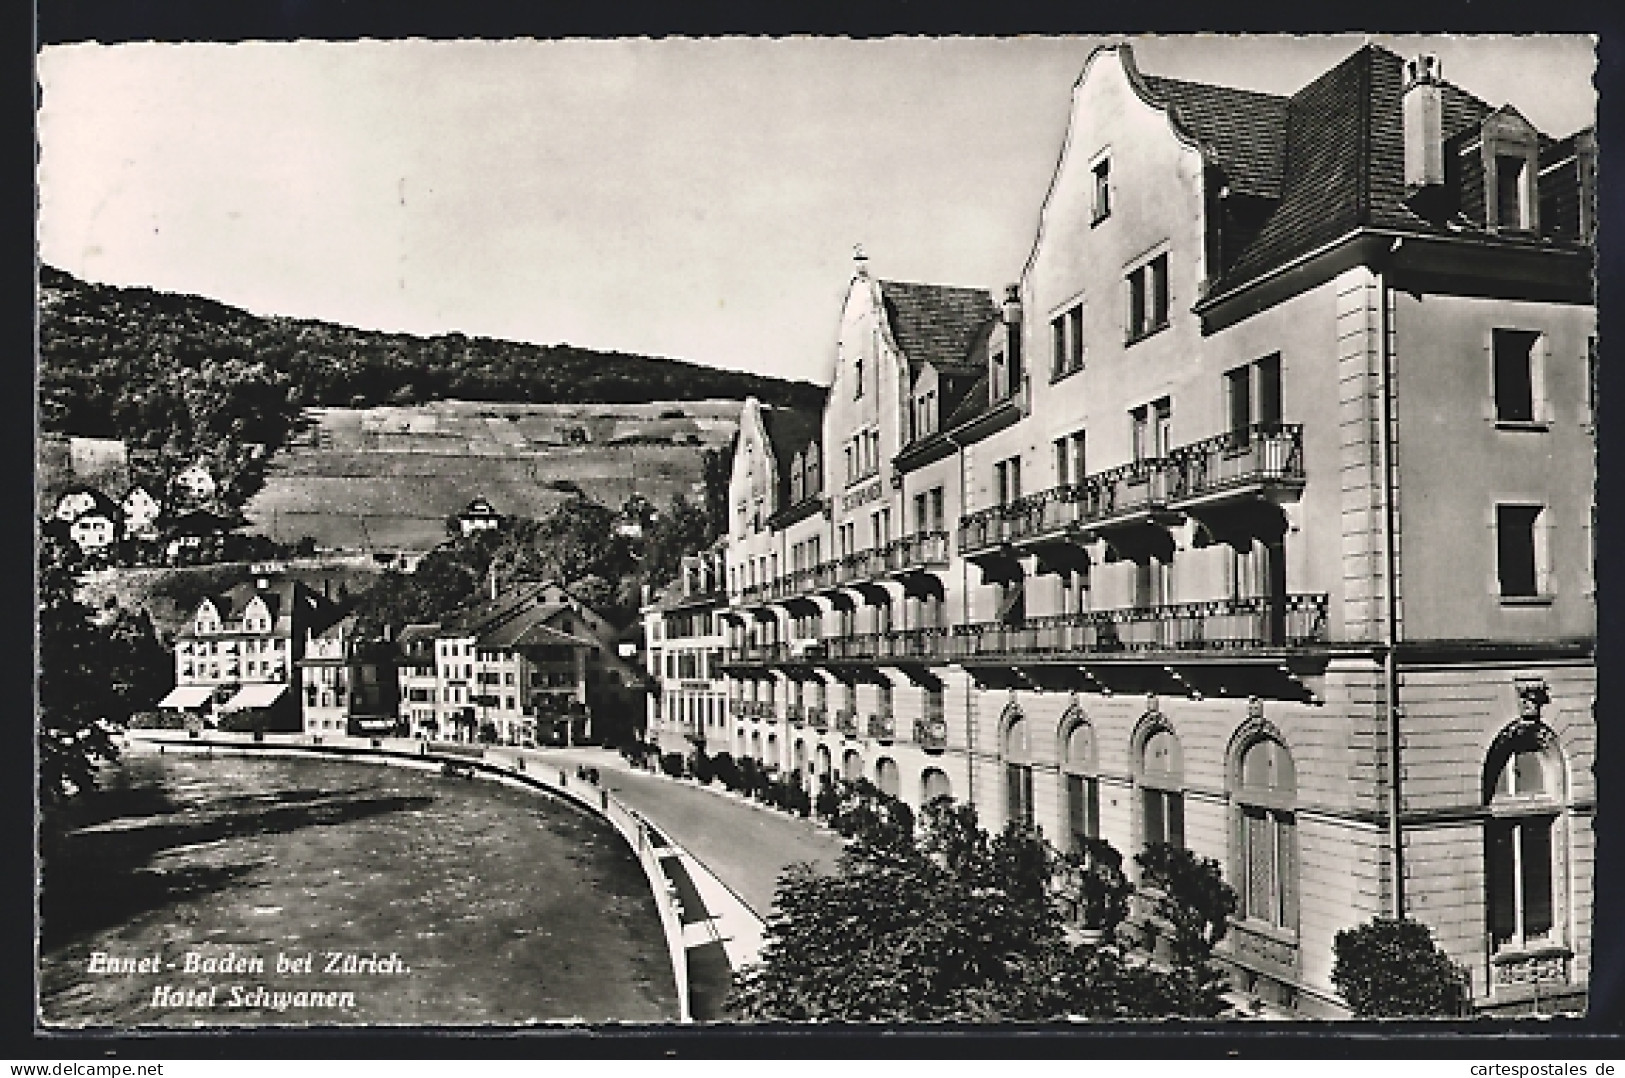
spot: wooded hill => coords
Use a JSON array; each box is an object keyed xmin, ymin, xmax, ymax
[{"xmin": 39, "ymin": 264, "xmax": 824, "ymax": 445}]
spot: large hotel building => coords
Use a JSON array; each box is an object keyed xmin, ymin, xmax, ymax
[{"xmin": 646, "ymin": 43, "xmax": 1596, "ymax": 1015}]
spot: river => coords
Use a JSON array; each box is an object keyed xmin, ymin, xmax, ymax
[{"xmin": 38, "ymin": 750, "xmax": 680, "ymax": 1027}]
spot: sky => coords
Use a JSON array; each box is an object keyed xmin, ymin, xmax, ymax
[{"xmin": 36, "ymin": 35, "xmax": 1597, "ymax": 386}]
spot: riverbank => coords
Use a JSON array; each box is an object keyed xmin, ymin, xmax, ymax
[{"xmin": 40, "ymin": 747, "xmax": 681, "ymax": 1027}]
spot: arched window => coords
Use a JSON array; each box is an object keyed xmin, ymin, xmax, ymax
[
  {"xmin": 876, "ymin": 757, "xmax": 900, "ymax": 798},
  {"xmin": 1137, "ymin": 722, "xmax": 1184, "ymax": 850},
  {"xmin": 815, "ymin": 744, "xmax": 832, "ymax": 778},
  {"xmin": 793, "ymin": 739, "xmax": 807, "ymax": 774},
  {"xmin": 1061, "ymin": 711, "xmax": 1099, "ymax": 851},
  {"xmin": 921, "ymin": 768, "xmax": 952, "ymax": 805},
  {"xmin": 1233, "ymin": 733, "xmax": 1298, "ymax": 933},
  {"xmin": 750, "ymin": 730, "xmax": 763, "ymax": 761},
  {"xmin": 842, "ymin": 748, "xmax": 862, "ymax": 780},
  {"xmin": 1004, "ymin": 708, "xmax": 1034, "ymax": 827},
  {"xmin": 1484, "ymin": 724, "xmax": 1566, "ymax": 956}
]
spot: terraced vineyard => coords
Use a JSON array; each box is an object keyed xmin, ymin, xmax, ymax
[{"xmin": 244, "ymin": 400, "xmax": 739, "ymax": 552}]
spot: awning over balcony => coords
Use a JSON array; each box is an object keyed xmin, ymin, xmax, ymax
[
  {"xmin": 221, "ymin": 683, "xmax": 288, "ymax": 711},
  {"xmin": 158, "ymin": 684, "xmax": 214, "ymax": 709}
]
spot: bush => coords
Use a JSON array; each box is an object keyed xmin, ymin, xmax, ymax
[
  {"xmin": 127, "ymin": 710, "xmax": 186, "ymax": 730},
  {"xmin": 712, "ymin": 752, "xmax": 741, "ymax": 791},
  {"xmin": 215, "ymin": 711, "xmax": 264, "ymax": 734},
  {"xmin": 1332, "ymin": 917, "xmax": 1469, "ymax": 1017},
  {"xmin": 690, "ymin": 750, "xmax": 714, "ymax": 785},
  {"xmin": 659, "ymin": 752, "xmax": 686, "ymax": 779},
  {"xmin": 1133, "ymin": 843, "xmax": 1237, "ymax": 1018},
  {"xmin": 1059, "ymin": 837, "xmax": 1133, "ymax": 936}
]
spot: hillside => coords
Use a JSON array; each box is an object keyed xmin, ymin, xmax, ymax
[
  {"xmin": 245, "ymin": 400, "xmax": 738, "ymax": 551},
  {"xmin": 38, "ymin": 265, "xmax": 824, "ymax": 436}
]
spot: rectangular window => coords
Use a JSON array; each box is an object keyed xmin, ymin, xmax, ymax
[
  {"xmin": 1257, "ymin": 354, "xmax": 1283, "ymax": 426},
  {"xmin": 1092, "ymin": 157, "xmax": 1111, "ymax": 222},
  {"xmin": 1131, "ymin": 406, "xmax": 1149, "ymax": 462},
  {"xmin": 1052, "ymin": 317, "xmax": 1067, "ymax": 379},
  {"xmin": 1227, "ymin": 365, "xmax": 1252, "ymax": 436},
  {"xmin": 1496, "ymin": 503, "xmax": 1544, "ymax": 598},
  {"xmin": 930, "ymin": 487, "xmax": 945, "ymax": 532},
  {"xmin": 1494, "ymin": 329, "xmax": 1541, "ymax": 423},
  {"xmin": 1496, "ymin": 155, "xmax": 1528, "ymax": 230},
  {"xmin": 1007, "ymin": 763, "xmax": 1035, "ymax": 827},
  {"xmin": 1150, "ymin": 254, "xmax": 1169, "ymax": 329},
  {"xmin": 1054, "ymin": 437, "xmax": 1071, "ymax": 487},
  {"xmin": 1129, "ymin": 268, "xmax": 1147, "ymax": 340},
  {"xmin": 1051, "ymin": 303, "xmax": 1086, "ymax": 379},
  {"xmin": 1142, "ymin": 788, "xmax": 1185, "ymax": 849},
  {"xmin": 1154, "ymin": 397, "xmax": 1172, "ymax": 457},
  {"xmin": 1066, "ymin": 774, "xmax": 1100, "ymax": 847},
  {"xmin": 1487, "ymin": 816, "xmax": 1556, "ymax": 949}
]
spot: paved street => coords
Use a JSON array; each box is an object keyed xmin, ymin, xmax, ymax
[{"xmin": 516, "ymin": 746, "xmax": 846, "ymax": 919}]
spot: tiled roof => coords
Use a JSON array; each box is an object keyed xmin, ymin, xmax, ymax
[
  {"xmin": 1141, "ymin": 75, "xmax": 1290, "ymax": 199},
  {"xmin": 943, "ymin": 371, "xmax": 993, "ymax": 430},
  {"xmin": 878, "ymin": 280, "xmax": 999, "ymax": 376},
  {"xmin": 1199, "ymin": 45, "xmax": 1573, "ymax": 295},
  {"xmin": 396, "ymin": 623, "xmax": 441, "ymax": 645},
  {"xmin": 759, "ymin": 403, "xmax": 824, "ymax": 508}
]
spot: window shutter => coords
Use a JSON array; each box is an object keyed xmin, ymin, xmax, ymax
[
  {"xmin": 1521, "ymin": 818, "xmax": 1555, "ymax": 938},
  {"xmin": 1280, "ymin": 814, "xmax": 1300, "ymax": 931},
  {"xmin": 1536, "ymin": 333, "xmax": 1552, "ymax": 424},
  {"xmin": 1486, "ymin": 821, "xmax": 1518, "ymax": 943},
  {"xmin": 1484, "ymin": 333, "xmax": 1498, "ymax": 421},
  {"xmin": 1168, "ymin": 792, "xmax": 1186, "ymax": 848},
  {"xmin": 1536, "ymin": 509, "xmax": 1554, "ymax": 597}
]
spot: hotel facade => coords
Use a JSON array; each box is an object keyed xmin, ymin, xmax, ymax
[{"xmin": 711, "ymin": 44, "xmax": 1596, "ymax": 1015}]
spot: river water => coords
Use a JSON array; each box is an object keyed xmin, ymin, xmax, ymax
[{"xmin": 38, "ymin": 750, "xmax": 680, "ymax": 1027}]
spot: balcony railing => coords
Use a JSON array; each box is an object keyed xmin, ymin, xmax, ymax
[
  {"xmin": 807, "ymin": 705, "xmax": 830, "ymax": 733},
  {"xmin": 884, "ymin": 530, "xmax": 951, "ymax": 573},
  {"xmin": 914, "ymin": 715, "xmax": 949, "ymax": 751},
  {"xmin": 836, "ymin": 708, "xmax": 860, "ymax": 738},
  {"xmin": 786, "ymin": 703, "xmax": 806, "ymax": 727},
  {"xmin": 867, "ymin": 712, "xmax": 896, "ymax": 741},
  {"xmin": 1166, "ymin": 423, "xmax": 1305, "ymax": 504},
  {"xmin": 948, "ymin": 594, "xmax": 1329, "ymax": 658}
]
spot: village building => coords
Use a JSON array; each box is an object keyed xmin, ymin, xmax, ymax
[
  {"xmin": 171, "ymin": 462, "xmax": 218, "ymax": 504},
  {"xmin": 160, "ymin": 575, "xmax": 343, "ymax": 730},
  {"xmin": 456, "ymin": 497, "xmax": 503, "ymax": 536},
  {"xmin": 409, "ymin": 581, "xmax": 643, "ymax": 747},
  {"xmin": 296, "ymin": 618, "xmax": 403, "ymax": 737},
  {"xmin": 642, "ymin": 547, "xmax": 730, "ymax": 755},
  {"xmin": 120, "ymin": 486, "xmax": 162, "ymax": 541},
  {"xmin": 714, "ymin": 44, "xmax": 1595, "ymax": 1015}
]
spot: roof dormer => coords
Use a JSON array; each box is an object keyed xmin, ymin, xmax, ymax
[
  {"xmin": 195, "ymin": 599, "xmax": 222, "ymax": 634},
  {"xmin": 1479, "ymin": 106, "xmax": 1541, "ymax": 235}
]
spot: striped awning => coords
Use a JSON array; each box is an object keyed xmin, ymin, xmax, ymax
[
  {"xmin": 158, "ymin": 684, "xmax": 214, "ymax": 709},
  {"xmin": 221, "ymin": 682, "xmax": 288, "ymax": 711}
]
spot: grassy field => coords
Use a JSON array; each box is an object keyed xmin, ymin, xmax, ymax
[{"xmin": 243, "ymin": 400, "xmax": 738, "ymax": 552}]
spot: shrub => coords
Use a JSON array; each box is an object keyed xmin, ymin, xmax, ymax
[
  {"xmin": 814, "ymin": 776, "xmax": 841, "ymax": 820},
  {"xmin": 1059, "ymin": 837, "xmax": 1133, "ymax": 936},
  {"xmin": 127, "ymin": 710, "xmax": 186, "ymax": 730},
  {"xmin": 1133, "ymin": 843, "xmax": 1237, "ymax": 1018},
  {"xmin": 711, "ymin": 752, "xmax": 741, "ymax": 791},
  {"xmin": 477, "ymin": 722, "xmax": 499, "ymax": 745},
  {"xmin": 1332, "ymin": 917, "xmax": 1470, "ymax": 1017},
  {"xmin": 659, "ymin": 752, "xmax": 686, "ymax": 779},
  {"xmin": 690, "ymin": 750, "xmax": 714, "ymax": 785}
]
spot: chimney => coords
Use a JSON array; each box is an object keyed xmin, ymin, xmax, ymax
[
  {"xmin": 257, "ymin": 577, "xmax": 270, "ymax": 591},
  {"xmin": 1403, "ymin": 54, "xmax": 1446, "ymax": 196},
  {"xmin": 1002, "ymin": 283, "xmax": 1022, "ymax": 327}
]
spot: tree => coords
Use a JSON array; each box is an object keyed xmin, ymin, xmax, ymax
[
  {"xmin": 1331, "ymin": 917, "xmax": 1470, "ymax": 1017},
  {"xmin": 37, "ymin": 535, "xmax": 166, "ymax": 803},
  {"xmin": 1132, "ymin": 843, "xmax": 1238, "ymax": 1018}
]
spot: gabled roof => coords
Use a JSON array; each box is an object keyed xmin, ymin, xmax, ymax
[
  {"xmin": 943, "ymin": 371, "xmax": 994, "ymax": 429},
  {"xmin": 396, "ymin": 623, "xmax": 441, "ymax": 646},
  {"xmin": 759, "ymin": 402, "xmax": 825, "ymax": 509},
  {"xmin": 58, "ymin": 487, "xmax": 120, "ymax": 518},
  {"xmin": 878, "ymin": 280, "xmax": 999, "ymax": 377}
]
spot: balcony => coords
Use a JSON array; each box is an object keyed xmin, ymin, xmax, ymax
[
  {"xmin": 807, "ymin": 705, "xmax": 830, "ymax": 733},
  {"xmin": 884, "ymin": 531, "xmax": 951, "ymax": 575},
  {"xmin": 786, "ymin": 703, "xmax": 806, "ymax": 727},
  {"xmin": 836, "ymin": 708, "xmax": 861, "ymax": 738},
  {"xmin": 1166, "ymin": 423, "xmax": 1305, "ymax": 509},
  {"xmin": 722, "ymin": 641, "xmax": 786, "ymax": 667},
  {"xmin": 948, "ymin": 594, "xmax": 1329, "ymax": 660},
  {"xmin": 867, "ymin": 712, "xmax": 896, "ymax": 741},
  {"xmin": 914, "ymin": 715, "xmax": 949, "ymax": 752}
]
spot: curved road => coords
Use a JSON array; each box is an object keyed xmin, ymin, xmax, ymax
[{"xmin": 521, "ymin": 747, "xmax": 845, "ymax": 919}]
